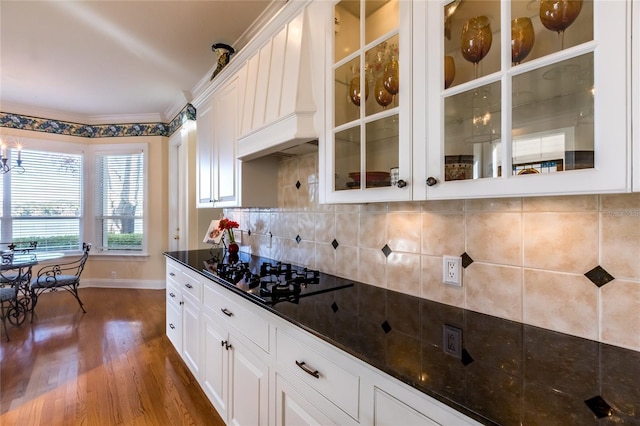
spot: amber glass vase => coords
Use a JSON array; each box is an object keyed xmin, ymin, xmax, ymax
[
  {"xmin": 511, "ymin": 17, "xmax": 535, "ymax": 65},
  {"xmin": 460, "ymin": 16, "xmax": 492, "ymax": 78},
  {"xmin": 539, "ymin": 0, "xmax": 583, "ymax": 49}
]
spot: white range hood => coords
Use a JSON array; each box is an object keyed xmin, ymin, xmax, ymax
[{"xmin": 236, "ymin": 7, "xmax": 317, "ymax": 161}]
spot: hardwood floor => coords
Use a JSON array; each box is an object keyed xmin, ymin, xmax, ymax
[{"xmin": 0, "ymin": 288, "xmax": 225, "ymax": 426}]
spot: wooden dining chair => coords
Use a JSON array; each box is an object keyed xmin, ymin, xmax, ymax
[{"xmin": 30, "ymin": 243, "xmax": 91, "ymax": 321}]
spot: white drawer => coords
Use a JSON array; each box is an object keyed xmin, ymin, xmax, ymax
[
  {"xmin": 203, "ymin": 283, "xmax": 269, "ymax": 353},
  {"xmin": 276, "ymin": 328, "xmax": 360, "ymax": 421},
  {"xmin": 180, "ymin": 268, "xmax": 203, "ymax": 302},
  {"xmin": 166, "ymin": 301, "xmax": 182, "ymax": 351},
  {"xmin": 166, "ymin": 259, "xmax": 181, "ymax": 280},
  {"xmin": 166, "ymin": 279, "xmax": 181, "ymax": 309}
]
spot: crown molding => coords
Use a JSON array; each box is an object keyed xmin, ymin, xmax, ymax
[{"xmin": 191, "ymin": 0, "xmax": 310, "ymax": 108}]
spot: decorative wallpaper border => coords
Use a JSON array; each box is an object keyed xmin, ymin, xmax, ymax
[{"xmin": 0, "ymin": 103, "xmax": 196, "ymax": 138}]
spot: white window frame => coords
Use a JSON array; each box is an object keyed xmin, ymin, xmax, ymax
[
  {"xmin": 85, "ymin": 142, "xmax": 149, "ymax": 257},
  {"xmin": 0, "ymin": 137, "xmax": 149, "ymax": 257}
]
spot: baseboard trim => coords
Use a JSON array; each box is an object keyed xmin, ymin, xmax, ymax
[{"xmin": 84, "ymin": 279, "xmax": 165, "ymax": 290}]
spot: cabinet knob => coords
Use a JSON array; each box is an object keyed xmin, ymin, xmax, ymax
[
  {"xmin": 426, "ymin": 177, "xmax": 438, "ymax": 186},
  {"xmin": 396, "ymin": 179, "xmax": 407, "ymax": 188}
]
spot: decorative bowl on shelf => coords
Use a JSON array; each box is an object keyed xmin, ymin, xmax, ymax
[{"xmin": 349, "ymin": 172, "xmax": 391, "ymax": 183}]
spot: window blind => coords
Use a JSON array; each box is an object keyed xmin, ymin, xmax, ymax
[
  {"xmin": 95, "ymin": 151, "xmax": 144, "ymax": 251},
  {"xmin": 6, "ymin": 148, "xmax": 83, "ymax": 251}
]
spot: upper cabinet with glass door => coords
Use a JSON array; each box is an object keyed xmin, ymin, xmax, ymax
[
  {"xmin": 421, "ymin": 0, "xmax": 631, "ymax": 199},
  {"xmin": 325, "ymin": 0, "xmax": 413, "ymax": 203}
]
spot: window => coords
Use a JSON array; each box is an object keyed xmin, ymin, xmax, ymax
[
  {"xmin": 94, "ymin": 148, "xmax": 146, "ymax": 252},
  {"xmin": 1, "ymin": 147, "xmax": 83, "ymax": 251},
  {"xmin": 0, "ymin": 139, "xmax": 147, "ymax": 255}
]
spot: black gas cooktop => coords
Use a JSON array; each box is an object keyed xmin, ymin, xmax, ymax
[{"xmin": 200, "ymin": 250, "xmax": 353, "ymax": 305}]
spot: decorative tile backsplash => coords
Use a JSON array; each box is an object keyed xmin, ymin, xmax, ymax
[{"xmin": 225, "ymin": 152, "xmax": 640, "ymax": 353}]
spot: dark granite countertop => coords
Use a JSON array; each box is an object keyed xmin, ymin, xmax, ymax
[{"xmin": 165, "ymin": 249, "xmax": 640, "ymax": 425}]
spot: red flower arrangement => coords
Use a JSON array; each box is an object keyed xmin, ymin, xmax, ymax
[{"xmin": 218, "ymin": 218, "xmax": 239, "ymax": 243}]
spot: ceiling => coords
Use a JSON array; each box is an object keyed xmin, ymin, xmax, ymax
[{"xmin": 0, "ymin": 0, "xmax": 285, "ymax": 123}]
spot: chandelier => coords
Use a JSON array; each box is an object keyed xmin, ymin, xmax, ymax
[{"xmin": 0, "ymin": 141, "xmax": 25, "ymax": 174}]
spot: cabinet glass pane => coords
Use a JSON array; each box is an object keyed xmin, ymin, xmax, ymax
[
  {"xmin": 512, "ymin": 53, "xmax": 594, "ymax": 174},
  {"xmin": 364, "ymin": 0, "xmax": 398, "ymax": 45},
  {"xmin": 444, "ymin": 81, "xmax": 502, "ymax": 181},
  {"xmin": 511, "ymin": 0, "xmax": 593, "ymax": 68},
  {"xmin": 365, "ymin": 114, "xmax": 398, "ymax": 188},
  {"xmin": 335, "ymin": 1, "xmax": 360, "ymax": 63},
  {"xmin": 335, "ymin": 126, "xmax": 361, "ymax": 191},
  {"xmin": 335, "ymin": 57, "xmax": 363, "ymax": 127},
  {"xmin": 365, "ymin": 34, "xmax": 399, "ymax": 117},
  {"xmin": 444, "ymin": 1, "xmax": 501, "ymax": 88}
]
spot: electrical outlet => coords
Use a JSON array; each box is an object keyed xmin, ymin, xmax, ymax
[
  {"xmin": 443, "ymin": 324, "xmax": 462, "ymax": 359},
  {"xmin": 442, "ymin": 255, "xmax": 462, "ymax": 286}
]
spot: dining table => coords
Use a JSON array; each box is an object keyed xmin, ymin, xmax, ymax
[{"xmin": 0, "ymin": 250, "xmax": 65, "ymax": 325}]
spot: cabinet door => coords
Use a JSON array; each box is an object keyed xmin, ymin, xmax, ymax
[
  {"xmin": 166, "ymin": 300, "xmax": 182, "ymax": 352},
  {"xmin": 324, "ymin": 0, "xmax": 413, "ymax": 203},
  {"xmin": 202, "ymin": 310, "xmax": 229, "ymax": 421},
  {"xmin": 373, "ymin": 387, "xmax": 439, "ymax": 426},
  {"xmin": 182, "ymin": 292, "xmax": 201, "ymax": 379},
  {"xmin": 196, "ymin": 98, "xmax": 215, "ymax": 207},
  {"xmin": 421, "ymin": 0, "xmax": 630, "ymax": 199},
  {"xmin": 275, "ymin": 374, "xmax": 337, "ymax": 426},
  {"xmin": 212, "ymin": 76, "xmax": 240, "ymax": 207},
  {"xmin": 227, "ymin": 337, "xmax": 269, "ymax": 426}
]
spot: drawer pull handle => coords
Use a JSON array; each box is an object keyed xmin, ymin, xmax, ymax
[
  {"xmin": 169, "ymin": 272, "xmax": 176, "ymax": 276},
  {"xmin": 169, "ymin": 292, "xmax": 175, "ymax": 298},
  {"xmin": 169, "ymin": 323, "xmax": 175, "ymax": 329},
  {"xmin": 295, "ymin": 361, "xmax": 320, "ymax": 378},
  {"xmin": 221, "ymin": 308, "xmax": 233, "ymax": 317},
  {"xmin": 221, "ymin": 340, "xmax": 232, "ymax": 350},
  {"xmin": 185, "ymin": 283, "xmax": 193, "ymax": 289}
]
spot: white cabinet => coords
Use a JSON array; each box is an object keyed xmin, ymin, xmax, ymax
[
  {"xmin": 165, "ymin": 280, "xmax": 182, "ymax": 350},
  {"xmin": 275, "ymin": 328, "xmax": 360, "ymax": 423},
  {"xmin": 165, "ymin": 259, "xmax": 202, "ymax": 378},
  {"xmin": 275, "ymin": 374, "xmax": 338, "ymax": 426},
  {"xmin": 195, "ymin": 70, "xmax": 279, "ymax": 209},
  {"xmin": 165, "ymin": 255, "xmax": 484, "ymax": 426},
  {"xmin": 418, "ymin": 0, "xmax": 631, "ymax": 200},
  {"xmin": 201, "ymin": 283, "xmax": 270, "ymax": 426},
  {"xmin": 373, "ymin": 388, "xmax": 439, "ymax": 426},
  {"xmin": 323, "ymin": 0, "xmax": 414, "ymax": 204}
]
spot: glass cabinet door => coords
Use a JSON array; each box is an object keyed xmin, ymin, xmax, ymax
[
  {"xmin": 327, "ymin": 0, "xmax": 411, "ymax": 202},
  {"xmin": 425, "ymin": 0, "xmax": 629, "ymax": 199}
]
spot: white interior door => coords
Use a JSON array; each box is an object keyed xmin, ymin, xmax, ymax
[{"xmin": 168, "ymin": 126, "xmax": 191, "ymax": 251}]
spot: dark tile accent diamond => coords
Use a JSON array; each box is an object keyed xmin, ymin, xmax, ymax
[
  {"xmin": 461, "ymin": 252, "xmax": 474, "ymax": 268},
  {"xmin": 382, "ymin": 244, "xmax": 392, "ymax": 258},
  {"xmin": 381, "ymin": 320, "xmax": 392, "ymax": 334},
  {"xmin": 247, "ymin": 229, "xmax": 251, "ymax": 236},
  {"xmin": 584, "ymin": 265, "xmax": 615, "ymax": 287},
  {"xmin": 331, "ymin": 302, "xmax": 339, "ymax": 313},
  {"xmin": 461, "ymin": 349, "xmax": 474, "ymax": 366},
  {"xmin": 331, "ymin": 239, "xmax": 339, "ymax": 249},
  {"xmin": 295, "ymin": 235, "xmax": 301, "ymax": 244},
  {"xmin": 584, "ymin": 395, "xmax": 613, "ymax": 419},
  {"xmin": 295, "ymin": 180, "xmax": 301, "ymax": 189}
]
